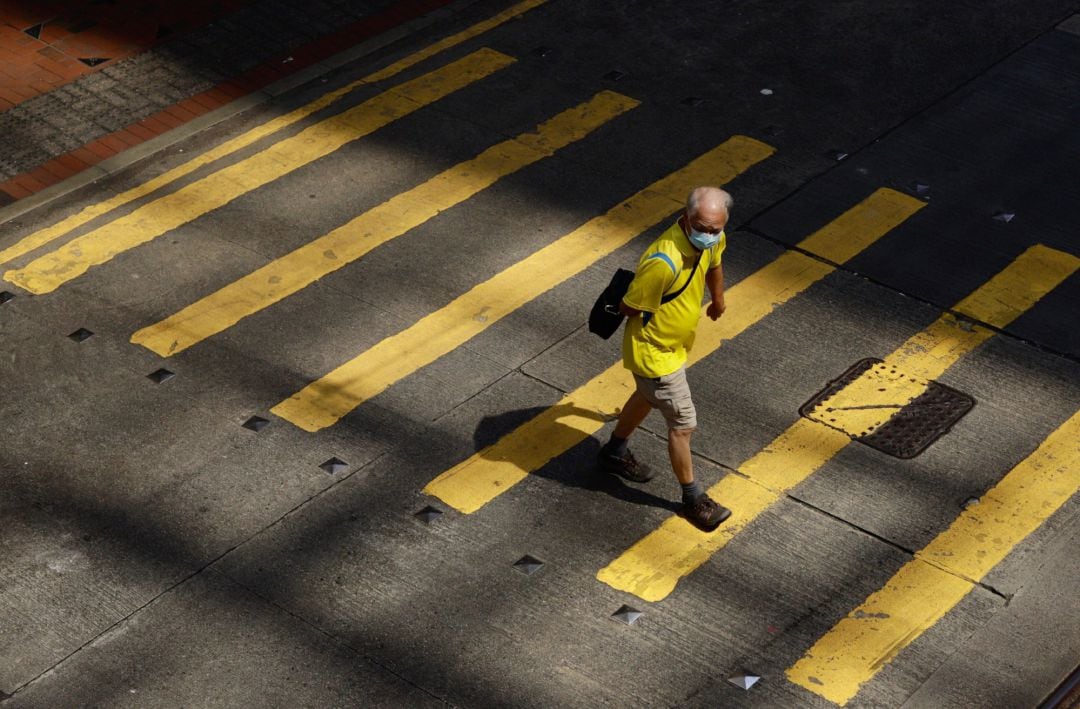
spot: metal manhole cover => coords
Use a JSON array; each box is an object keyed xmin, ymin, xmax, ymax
[{"xmin": 801, "ymin": 358, "xmax": 975, "ymax": 459}]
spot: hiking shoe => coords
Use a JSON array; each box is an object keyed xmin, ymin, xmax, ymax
[
  {"xmin": 681, "ymin": 494, "xmax": 732, "ymax": 532},
  {"xmin": 598, "ymin": 447, "xmax": 656, "ymax": 483}
]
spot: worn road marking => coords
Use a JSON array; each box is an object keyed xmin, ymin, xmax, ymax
[
  {"xmin": 4, "ymin": 49, "xmax": 515, "ymax": 294},
  {"xmin": 272, "ymin": 136, "xmax": 774, "ymax": 431},
  {"xmin": 423, "ymin": 188, "xmax": 925, "ymax": 513},
  {"xmin": 804, "ymin": 245, "xmax": 1077, "ymax": 439},
  {"xmin": 0, "ymin": 0, "xmax": 548, "ymax": 268},
  {"xmin": 597, "ymin": 244, "xmax": 1078, "ymax": 602},
  {"xmin": 132, "ymin": 90, "xmax": 639, "ymax": 356},
  {"xmin": 786, "ymin": 410, "xmax": 1080, "ymax": 706},
  {"xmin": 806, "ymin": 362, "xmax": 943, "ymax": 438}
]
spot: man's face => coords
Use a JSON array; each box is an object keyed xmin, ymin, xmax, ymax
[{"xmin": 687, "ymin": 205, "xmax": 728, "ymax": 235}]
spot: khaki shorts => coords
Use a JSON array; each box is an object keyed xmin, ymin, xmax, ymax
[{"xmin": 633, "ymin": 366, "xmax": 697, "ymax": 431}]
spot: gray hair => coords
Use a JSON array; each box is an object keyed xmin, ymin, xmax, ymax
[{"xmin": 687, "ymin": 186, "xmax": 734, "ymax": 215}]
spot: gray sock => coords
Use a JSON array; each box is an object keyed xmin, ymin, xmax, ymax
[
  {"xmin": 681, "ymin": 480, "xmax": 703, "ymax": 504},
  {"xmin": 605, "ymin": 434, "xmax": 629, "ymax": 456}
]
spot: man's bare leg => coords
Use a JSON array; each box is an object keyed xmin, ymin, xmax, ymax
[
  {"xmin": 599, "ymin": 390, "xmax": 656, "ymax": 482},
  {"xmin": 613, "ymin": 390, "xmax": 652, "ymax": 439},
  {"xmin": 668, "ymin": 428, "xmax": 695, "ymax": 485},
  {"xmin": 668, "ymin": 427, "xmax": 731, "ymax": 531}
]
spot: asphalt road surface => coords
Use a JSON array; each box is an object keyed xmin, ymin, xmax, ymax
[{"xmin": 1, "ymin": 1, "xmax": 1078, "ymax": 706}]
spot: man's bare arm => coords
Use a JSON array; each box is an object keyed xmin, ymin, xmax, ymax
[{"xmin": 706, "ymin": 264, "xmax": 725, "ymax": 320}]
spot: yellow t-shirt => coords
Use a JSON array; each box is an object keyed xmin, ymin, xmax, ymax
[{"xmin": 621, "ymin": 221, "xmax": 725, "ymax": 378}]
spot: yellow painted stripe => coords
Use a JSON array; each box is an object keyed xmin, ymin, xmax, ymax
[
  {"xmin": 4, "ymin": 49, "xmax": 515, "ymax": 295},
  {"xmin": 595, "ymin": 392, "xmax": 852, "ymax": 602},
  {"xmin": 597, "ymin": 472, "xmax": 787, "ymax": 601},
  {"xmin": 423, "ymin": 189, "xmax": 924, "ymax": 513},
  {"xmin": 598, "ymin": 244, "xmax": 1077, "ymax": 603},
  {"xmin": 806, "ymin": 362, "xmax": 936, "ymax": 438},
  {"xmin": 797, "ymin": 187, "xmax": 925, "ymax": 264},
  {"xmin": 0, "ymin": 0, "xmax": 548, "ymax": 269},
  {"xmin": 787, "ymin": 411, "xmax": 1080, "ymax": 706},
  {"xmin": 952, "ymin": 244, "xmax": 1080, "ymax": 328},
  {"xmin": 787, "ymin": 559, "xmax": 972, "ymax": 706},
  {"xmin": 272, "ymin": 136, "xmax": 775, "ymax": 431},
  {"xmin": 132, "ymin": 90, "xmax": 640, "ymax": 356},
  {"xmin": 806, "ymin": 244, "xmax": 1080, "ymax": 437},
  {"xmin": 918, "ymin": 411, "xmax": 1080, "ymax": 580},
  {"xmin": 364, "ymin": 0, "xmax": 548, "ymax": 82}
]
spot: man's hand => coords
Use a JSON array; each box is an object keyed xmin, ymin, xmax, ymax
[
  {"xmin": 707, "ymin": 299, "xmax": 726, "ymax": 321},
  {"xmin": 705, "ymin": 264, "xmax": 726, "ymax": 321}
]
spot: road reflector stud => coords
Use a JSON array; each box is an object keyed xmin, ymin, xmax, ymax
[
  {"xmin": 603, "ymin": 70, "xmax": 627, "ymax": 81},
  {"xmin": 68, "ymin": 328, "xmax": 94, "ymax": 342},
  {"xmin": 415, "ymin": 506, "xmax": 443, "ymax": 524},
  {"xmin": 242, "ymin": 416, "xmax": 270, "ymax": 432},
  {"xmin": 828, "ymin": 149, "xmax": 849, "ymax": 161},
  {"xmin": 961, "ymin": 496, "xmax": 980, "ymax": 509},
  {"xmin": 993, "ymin": 211, "xmax": 1016, "ymax": 222},
  {"xmin": 800, "ymin": 358, "xmax": 975, "ymax": 458},
  {"xmin": 0, "ymin": 291, "xmax": 13, "ymax": 304},
  {"xmin": 531, "ymin": 46, "xmax": 552, "ymax": 57},
  {"xmin": 147, "ymin": 368, "xmax": 175, "ymax": 384},
  {"xmin": 513, "ymin": 555, "xmax": 545, "ymax": 576},
  {"xmin": 611, "ymin": 605, "xmax": 643, "ymax": 625},
  {"xmin": 727, "ymin": 673, "xmax": 761, "ymax": 690},
  {"xmin": 319, "ymin": 457, "xmax": 348, "ymax": 475},
  {"xmin": 913, "ymin": 182, "xmax": 931, "ymax": 198},
  {"xmin": 682, "ymin": 96, "xmax": 704, "ymax": 107}
]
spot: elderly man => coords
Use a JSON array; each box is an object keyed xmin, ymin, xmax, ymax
[{"xmin": 598, "ymin": 186, "xmax": 733, "ymax": 531}]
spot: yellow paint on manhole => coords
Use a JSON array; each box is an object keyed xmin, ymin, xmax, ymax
[
  {"xmin": 800, "ymin": 357, "xmax": 975, "ymax": 458},
  {"xmin": 810, "ymin": 360, "xmax": 932, "ymax": 437}
]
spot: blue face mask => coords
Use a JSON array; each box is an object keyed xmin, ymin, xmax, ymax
[{"xmin": 687, "ymin": 226, "xmax": 721, "ymax": 251}]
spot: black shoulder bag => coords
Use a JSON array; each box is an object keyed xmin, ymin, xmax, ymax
[{"xmin": 588, "ymin": 256, "xmax": 700, "ymax": 339}]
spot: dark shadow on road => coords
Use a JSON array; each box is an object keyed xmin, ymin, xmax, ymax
[
  {"xmin": 471, "ymin": 403, "xmax": 681, "ymax": 513},
  {"xmin": 0, "ymin": 401, "xmax": 523, "ymax": 707}
]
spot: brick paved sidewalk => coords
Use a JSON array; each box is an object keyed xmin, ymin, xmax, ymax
[
  {"xmin": 0, "ymin": 0, "xmax": 257, "ymax": 110},
  {"xmin": 0, "ymin": 0, "xmax": 455, "ymax": 207}
]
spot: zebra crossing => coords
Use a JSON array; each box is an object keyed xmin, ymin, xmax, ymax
[{"xmin": 1, "ymin": 2, "xmax": 1076, "ymax": 705}]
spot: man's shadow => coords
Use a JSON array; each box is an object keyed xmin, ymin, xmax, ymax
[{"xmin": 471, "ymin": 403, "xmax": 681, "ymax": 513}]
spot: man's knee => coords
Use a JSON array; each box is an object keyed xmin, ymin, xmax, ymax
[{"xmin": 669, "ymin": 426, "xmax": 695, "ymax": 441}]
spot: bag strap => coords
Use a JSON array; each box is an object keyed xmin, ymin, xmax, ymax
[{"xmin": 659, "ymin": 253, "xmax": 702, "ymax": 305}]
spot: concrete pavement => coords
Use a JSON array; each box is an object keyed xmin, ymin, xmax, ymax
[{"xmin": 1, "ymin": 0, "xmax": 1078, "ymax": 706}]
